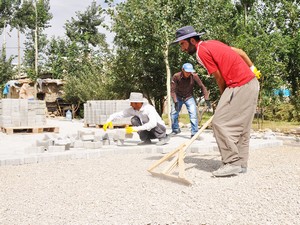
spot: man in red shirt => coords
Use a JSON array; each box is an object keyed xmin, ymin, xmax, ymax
[{"xmin": 172, "ymin": 26, "xmax": 260, "ymax": 177}]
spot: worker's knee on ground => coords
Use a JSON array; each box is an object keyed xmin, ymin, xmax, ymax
[{"xmin": 131, "ymin": 116, "xmax": 142, "ymax": 126}]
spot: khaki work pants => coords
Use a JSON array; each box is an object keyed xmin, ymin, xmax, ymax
[{"xmin": 212, "ymin": 78, "xmax": 259, "ymax": 167}]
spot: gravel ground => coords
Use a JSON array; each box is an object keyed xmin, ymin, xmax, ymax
[{"xmin": 0, "ymin": 144, "xmax": 299, "ymax": 225}]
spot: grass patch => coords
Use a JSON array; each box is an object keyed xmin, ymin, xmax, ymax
[
  {"xmin": 252, "ymin": 118, "xmax": 299, "ymax": 132},
  {"xmin": 163, "ymin": 112, "xmax": 300, "ymax": 132}
]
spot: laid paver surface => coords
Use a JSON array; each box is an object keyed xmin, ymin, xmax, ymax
[{"xmin": 0, "ymin": 118, "xmax": 283, "ymax": 166}]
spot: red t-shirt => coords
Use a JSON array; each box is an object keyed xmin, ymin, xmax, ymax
[{"xmin": 196, "ymin": 40, "xmax": 255, "ymax": 87}]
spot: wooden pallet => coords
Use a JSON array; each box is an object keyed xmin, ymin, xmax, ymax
[
  {"xmin": 83, "ymin": 123, "xmax": 97, "ymax": 128},
  {"xmin": 1, "ymin": 126, "xmax": 59, "ymax": 135},
  {"xmin": 84, "ymin": 123, "xmax": 129, "ymax": 129}
]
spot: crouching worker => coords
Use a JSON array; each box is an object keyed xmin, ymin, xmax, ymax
[{"xmin": 103, "ymin": 92, "xmax": 170, "ymax": 146}]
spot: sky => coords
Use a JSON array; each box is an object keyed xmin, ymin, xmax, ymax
[{"xmin": 3, "ymin": 0, "xmax": 125, "ymax": 63}]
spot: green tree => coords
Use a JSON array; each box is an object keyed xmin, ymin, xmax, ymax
[
  {"xmin": 22, "ymin": 0, "xmax": 52, "ymax": 79},
  {"xmin": 0, "ymin": 0, "xmax": 22, "ymax": 87},
  {"xmin": 64, "ymin": 0, "xmax": 108, "ymax": 56},
  {"xmin": 0, "ymin": 0, "xmax": 21, "ymax": 57},
  {"xmin": 50, "ymin": 1, "xmax": 111, "ymax": 109},
  {"xmin": 107, "ymin": 0, "xmax": 239, "ymax": 116},
  {"xmin": 63, "ymin": 56, "xmax": 109, "ymax": 103},
  {"xmin": 0, "ymin": 54, "xmax": 14, "ymax": 95}
]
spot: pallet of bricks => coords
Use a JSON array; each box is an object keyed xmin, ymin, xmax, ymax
[
  {"xmin": 0, "ymin": 99, "xmax": 59, "ymax": 134},
  {"xmin": 84, "ymin": 100, "xmax": 131, "ymax": 128}
]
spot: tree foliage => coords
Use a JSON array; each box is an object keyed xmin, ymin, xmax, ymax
[
  {"xmin": 21, "ymin": 0, "xmax": 52, "ymax": 79},
  {"xmin": 105, "ymin": 0, "xmax": 299, "ymax": 121},
  {"xmin": 65, "ymin": 1, "xmax": 108, "ymax": 55},
  {"xmin": 47, "ymin": 1, "xmax": 111, "ymax": 106}
]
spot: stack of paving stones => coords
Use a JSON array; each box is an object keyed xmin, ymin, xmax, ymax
[
  {"xmin": 84, "ymin": 100, "xmax": 131, "ymax": 127},
  {"xmin": 26, "ymin": 129, "xmax": 134, "ymax": 154},
  {"xmin": 0, "ymin": 99, "xmax": 46, "ymax": 127}
]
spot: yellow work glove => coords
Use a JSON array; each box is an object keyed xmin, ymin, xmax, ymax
[
  {"xmin": 103, "ymin": 121, "xmax": 113, "ymax": 131},
  {"xmin": 125, "ymin": 126, "xmax": 138, "ymax": 134},
  {"xmin": 250, "ymin": 65, "xmax": 261, "ymax": 79}
]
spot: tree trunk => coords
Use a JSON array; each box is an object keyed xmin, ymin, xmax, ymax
[
  {"xmin": 163, "ymin": 44, "xmax": 171, "ymax": 127},
  {"xmin": 18, "ymin": 29, "xmax": 21, "ymax": 76}
]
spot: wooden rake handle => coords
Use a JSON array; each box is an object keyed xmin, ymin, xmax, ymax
[{"xmin": 147, "ymin": 115, "xmax": 214, "ymax": 172}]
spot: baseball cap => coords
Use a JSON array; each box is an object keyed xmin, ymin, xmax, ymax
[{"xmin": 182, "ymin": 63, "xmax": 195, "ymax": 73}]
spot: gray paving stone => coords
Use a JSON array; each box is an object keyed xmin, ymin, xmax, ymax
[
  {"xmin": 70, "ymin": 151, "xmax": 88, "ymax": 159},
  {"xmin": 37, "ymin": 155, "xmax": 56, "ymax": 163},
  {"xmin": 0, "ymin": 119, "xmax": 285, "ymax": 167},
  {"xmin": 5, "ymin": 158, "xmax": 23, "ymax": 166},
  {"xmin": 24, "ymin": 146, "xmax": 45, "ymax": 154},
  {"xmin": 86, "ymin": 150, "xmax": 102, "ymax": 159},
  {"xmin": 24, "ymin": 156, "xmax": 38, "ymax": 164},
  {"xmin": 48, "ymin": 145, "xmax": 66, "ymax": 152},
  {"xmin": 74, "ymin": 140, "xmax": 84, "ymax": 148},
  {"xmin": 54, "ymin": 153, "xmax": 72, "ymax": 161}
]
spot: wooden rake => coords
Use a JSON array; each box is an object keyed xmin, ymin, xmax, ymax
[{"xmin": 147, "ymin": 115, "xmax": 214, "ymax": 185}]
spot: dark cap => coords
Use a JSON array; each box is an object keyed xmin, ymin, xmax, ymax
[{"xmin": 171, "ymin": 26, "xmax": 205, "ymax": 44}]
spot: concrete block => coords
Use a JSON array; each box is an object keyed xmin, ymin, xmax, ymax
[
  {"xmin": 54, "ymin": 139, "xmax": 71, "ymax": 146},
  {"xmin": 127, "ymin": 148, "xmax": 142, "ymax": 154},
  {"xmin": 20, "ymin": 120, "xmax": 28, "ymax": 126},
  {"xmin": 116, "ymin": 139, "xmax": 125, "ymax": 146},
  {"xmin": 55, "ymin": 153, "xmax": 72, "ymax": 161},
  {"xmin": 102, "ymin": 133, "xmax": 109, "ymax": 140},
  {"xmin": 102, "ymin": 139, "xmax": 110, "ymax": 145},
  {"xmin": 94, "ymin": 142, "xmax": 103, "ymax": 149},
  {"xmin": 37, "ymin": 155, "xmax": 56, "ymax": 163},
  {"xmin": 65, "ymin": 143, "xmax": 71, "ymax": 150},
  {"xmin": 86, "ymin": 150, "xmax": 101, "ymax": 158},
  {"xmin": 70, "ymin": 151, "xmax": 88, "ymax": 159},
  {"xmin": 83, "ymin": 141, "xmax": 93, "ymax": 149},
  {"xmin": 74, "ymin": 140, "xmax": 84, "ymax": 148},
  {"xmin": 102, "ymin": 133, "xmax": 110, "ymax": 145},
  {"xmin": 94, "ymin": 133, "xmax": 102, "ymax": 142},
  {"xmin": 83, "ymin": 141, "xmax": 102, "ymax": 149},
  {"xmin": 125, "ymin": 133, "xmax": 134, "ymax": 139},
  {"xmin": 24, "ymin": 156, "xmax": 38, "ymax": 164},
  {"xmin": 24, "ymin": 146, "xmax": 45, "ymax": 154},
  {"xmin": 36, "ymin": 139, "xmax": 55, "ymax": 151},
  {"xmin": 114, "ymin": 130, "xmax": 127, "ymax": 140},
  {"xmin": 105, "ymin": 131, "xmax": 116, "ymax": 139},
  {"xmin": 81, "ymin": 134, "xmax": 95, "ymax": 141},
  {"xmin": 5, "ymin": 158, "xmax": 22, "ymax": 166},
  {"xmin": 263, "ymin": 132, "xmax": 277, "ymax": 140},
  {"xmin": 48, "ymin": 145, "xmax": 65, "ymax": 152},
  {"xmin": 43, "ymin": 133, "xmax": 58, "ymax": 140},
  {"xmin": 78, "ymin": 130, "xmax": 95, "ymax": 139}
]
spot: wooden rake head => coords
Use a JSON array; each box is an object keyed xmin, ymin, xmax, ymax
[{"xmin": 147, "ymin": 115, "xmax": 214, "ymax": 185}]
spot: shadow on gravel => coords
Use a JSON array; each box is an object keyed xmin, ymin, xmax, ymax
[
  {"xmin": 144, "ymin": 155, "xmax": 222, "ymax": 173},
  {"xmin": 185, "ymin": 156, "xmax": 221, "ymax": 172}
]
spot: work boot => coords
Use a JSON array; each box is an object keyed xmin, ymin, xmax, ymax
[
  {"xmin": 156, "ymin": 135, "xmax": 170, "ymax": 146},
  {"xmin": 137, "ymin": 139, "xmax": 152, "ymax": 145},
  {"xmin": 239, "ymin": 167, "xmax": 247, "ymax": 173},
  {"xmin": 169, "ymin": 130, "xmax": 181, "ymax": 137},
  {"xmin": 212, "ymin": 164, "xmax": 242, "ymax": 177}
]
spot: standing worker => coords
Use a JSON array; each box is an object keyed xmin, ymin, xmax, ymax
[
  {"xmin": 170, "ymin": 63, "xmax": 210, "ymax": 138},
  {"xmin": 103, "ymin": 92, "xmax": 170, "ymax": 146},
  {"xmin": 172, "ymin": 26, "xmax": 260, "ymax": 177}
]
